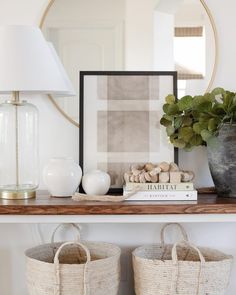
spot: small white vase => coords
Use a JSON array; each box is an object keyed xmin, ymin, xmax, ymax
[
  {"xmin": 43, "ymin": 157, "xmax": 82, "ymax": 197},
  {"xmin": 82, "ymin": 170, "xmax": 111, "ymax": 195}
]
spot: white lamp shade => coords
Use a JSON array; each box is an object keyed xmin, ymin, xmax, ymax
[
  {"xmin": 48, "ymin": 42, "xmax": 76, "ymax": 96},
  {"xmin": 0, "ymin": 25, "xmax": 73, "ymax": 94}
]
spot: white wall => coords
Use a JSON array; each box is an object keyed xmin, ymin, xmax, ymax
[
  {"xmin": 125, "ymin": 0, "xmax": 154, "ymax": 70},
  {"xmin": 1, "ymin": 0, "xmax": 236, "ymax": 294},
  {"xmin": 153, "ymin": 11, "xmax": 175, "ymax": 70}
]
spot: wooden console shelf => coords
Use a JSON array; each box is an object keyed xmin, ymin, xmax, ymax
[{"xmin": 0, "ymin": 193, "xmax": 236, "ymax": 215}]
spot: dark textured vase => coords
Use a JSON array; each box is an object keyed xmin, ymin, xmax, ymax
[{"xmin": 207, "ymin": 124, "xmax": 236, "ymax": 197}]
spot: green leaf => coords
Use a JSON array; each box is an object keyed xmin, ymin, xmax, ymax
[
  {"xmin": 163, "ymin": 114, "xmax": 174, "ymax": 121},
  {"xmin": 193, "ymin": 122, "xmax": 208, "ymax": 134},
  {"xmin": 179, "ymin": 127, "xmax": 194, "ymax": 142},
  {"xmin": 211, "ymin": 87, "xmax": 226, "ymax": 96},
  {"xmin": 177, "ymin": 95, "xmax": 193, "ymax": 111},
  {"xmin": 165, "ymin": 94, "xmax": 176, "ymax": 104},
  {"xmin": 203, "ymin": 92, "xmax": 215, "ymax": 102},
  {"xmin": 173, "ymin": 139, "xmax": 186, "ymax": 149},
  {"xmin": 166, "ymin": 104, "xmax": 179, "ymax": 115},
  {"xmin": 163, "ymin": 103, "xmax": 169, "ymax": 114},
  {"xmin": 160, "ymin": 117, "xmax": 172, "ymax": 127},
  {"xmin": 166, "ymin": 125, "xmax": 175, "ymax": 136},
  {"xmin": 192, "ymin": 96, "xmax": 202, "ymax": 107},
  {"xmin": 192, "ymin": 95, "xmax": 204, "ymax": 103},
  {"xmin": 198, "ymin": 101, "xmax": 212, "ymax": 112},
  {"xmin": 169, "ymin": 133, "xmax": 178, "ymax": 143},
  {"xmin": 182, "ymin": 116, "xmax": 193, "ymax": 126},
  {"xmin": 192, "ymin": 95, "xmax": 212, "ymax": 112},
  {"xmin": 199, "ymin": 113, "xmax": 212, "ymax": 122},
  {"xmin": 232, "ymin": 94, "xmax": 236, "ymax": 107},
  {"xmin": 211, "ymin": 102, "xmax": 225, "ymax": 115},
  {"xmin": 229, "ymin": 102, "xmax": 236, "ymax": 113},
  {"xmin": 193, "ymin": 123, "xmax": 201, "ymax": 134},
  {"xmin": 223, "ymin": 92, "xmax": 234, "ymax": 111},
  {"xmin": 201, "ymin": 129, "xmax": 213, "ymax": 142},
  {"xmin": 190, "ymin": 134, "xmax": 203, "ymax": 146},
  {"xmin": 208, "ymin": 118, "xmax": 219, "ymax": 132},
  {"xmin": 174, "ymin": 117, "xmax": 183, "ymax": 129}
]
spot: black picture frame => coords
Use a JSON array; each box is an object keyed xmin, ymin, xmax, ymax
[{"xmin": 79, "ymin": 71, "xmax": 178, "ymax": 194}]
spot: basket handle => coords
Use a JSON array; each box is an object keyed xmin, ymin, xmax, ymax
[
  {"xmin": 51, "ymin": 223, "xmax": 81, "ymax": 244},
  {"xmin": 171, "ymin": 240, "xmax": 205, "ymax": 295},
  {"xmin": 172, "ymin": 240, "xmax": 205, "ymax": 265},
  {"xmin": 54, "ymin": 241, "xmax": 91, "ymax": 295},
  {"xmin": 160, "ymin": 223, "xmax": 189, "ymax": 247}
]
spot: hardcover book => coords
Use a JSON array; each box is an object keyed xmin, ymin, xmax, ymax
[
  {"xmin": 124, "ymin": 182, "xmax": 194, "ymax": 191},
  {"xmin": 123, "ymin": 189, "xmax": 198, "ymax": 201}
]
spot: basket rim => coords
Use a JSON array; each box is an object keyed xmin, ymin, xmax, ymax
[
  {"xmin": 25, "ymin": 240, "xmax": 121, "ymax": 266},
  {"xmin": 132, "ymin": 255, "xmax": 233, "ymax": 264},
  {"xmin": 132, "ymin": 243, "xmax": 233, "ymax": 261}
]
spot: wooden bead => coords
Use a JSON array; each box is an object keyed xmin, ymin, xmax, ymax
[
  {"xmin": 150, "ymin": 174, "xmax": 158, "ymax": 183},
  {"xmin": 181, "ymin": 172, "xmax": 194, "ymax": 182},
  {"xmin": 159, "ymin": 172, "xmax": 170, "ymax": 183},
  {"xmin": 124, "ymin": 172, "xmax": 131, "ymax": 183},
  {"xmin": 144, "ymin": 163, "xmax": 155, "ymax": 172},
  {"xmin": 139, "ymin": 172, "xmax": 146, "ymax": 183},
  {"xmin": 132, "ymin": 169, "xmax": 141, "ymax": 176},
  {"xmin": 134, "ymin": 175, "xmax": 140, "ymax": 182},
  {"xmin": 130, "ymin": 175, "xmax": 135, "ymax": 182},
  {"xmin": 159, "ymin": 162, "xmax": 170, "ymax": 172},
  {"xmin": 170, "ymin": 162, "xmax": 180, "ymax": 172},
  {"xmin": 144, "ymin": 172, "xmax": 152, "ymax": 182},
  {"xmin": 187, "ymin": 171, "xmax": 195, "ymax": 181},
  {"xmin": 150, "ymin": 167, "xmax": 161, "ymax": 176},
  {"xmin": 170, "ymin": 172, "xmax": 182, "ymax": 183}
]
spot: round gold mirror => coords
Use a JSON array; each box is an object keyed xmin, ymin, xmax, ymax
[{"xmin": 40, "ymin": 0, "xmax": 218, "ymax": 128}]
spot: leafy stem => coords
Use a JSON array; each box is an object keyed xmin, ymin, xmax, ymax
[{"xmin": 160, "ymin": 88, "xmax": 235, "ymax": 150}]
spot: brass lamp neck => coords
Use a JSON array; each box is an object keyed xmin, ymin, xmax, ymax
[{"xmin": 13, "ymin": 91, "xmax": 20, "ymax": 103}]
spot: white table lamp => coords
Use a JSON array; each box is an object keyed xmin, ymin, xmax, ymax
[{"xmin": 0, "ymin": 25, "xmax": 75, "ymax": 199}]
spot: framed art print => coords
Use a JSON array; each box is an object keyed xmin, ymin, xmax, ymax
[{"xmin": 80, "ymin": 71, "xmax": 178, "ymax": 193}]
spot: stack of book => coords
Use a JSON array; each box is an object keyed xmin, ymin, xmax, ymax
[{"xmin": 123, "ymin": 182, "xmax": 197, "ymax": 201}]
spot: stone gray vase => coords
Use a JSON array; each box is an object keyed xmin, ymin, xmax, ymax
[{"xmin": 207, "ymin": 123, "xmax": 236, "ymax": 197}]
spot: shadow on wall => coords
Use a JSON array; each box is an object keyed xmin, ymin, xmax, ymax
[{"xmin": 119, "ymin": 247, "xmax": 135, "ymax": 295}]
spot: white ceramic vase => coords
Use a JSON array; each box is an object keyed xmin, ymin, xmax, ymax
[
  {"xmin": 82, "ymin": 170, "xmax": 111, "ymax": 195},
  {"xmin": 43, "ymin": 157, "xmax": 82, "ymax": 197}
]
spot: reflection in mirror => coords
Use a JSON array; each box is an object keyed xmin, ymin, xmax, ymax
[
  {"xmin": 41, "ymin": 0, "xmax": 217, "ymax": 126},
  {"xmin": 155, "ymin": 0, "xmax": 216, "ymax": 98}
]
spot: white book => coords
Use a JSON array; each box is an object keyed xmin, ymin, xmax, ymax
[
  {"xmin": 123, "ymin": 190, "xmax": 198, "ymax": 201},
  {"xmin": 125, "ymin": 182, "xmax": 194, "ymax": 191}
]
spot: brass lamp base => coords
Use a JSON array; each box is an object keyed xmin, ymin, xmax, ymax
[{"xmin": 0, "ymin": 190, "xmax": 36, "ymax": 200}]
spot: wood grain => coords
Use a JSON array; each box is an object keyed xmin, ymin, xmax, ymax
[{"xmin": 0, "ymin": 192, "xmax": 236, "ymax": 215}]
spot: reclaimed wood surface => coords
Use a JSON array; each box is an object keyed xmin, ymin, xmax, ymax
[{"xmin": 0, "ymin": 192, "xmax": 236, "ymax": 215}]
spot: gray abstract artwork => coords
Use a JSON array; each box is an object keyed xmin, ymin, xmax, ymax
[{"xmin": 96, "ymin": 75, "xmax": 161, "ymax": 187}]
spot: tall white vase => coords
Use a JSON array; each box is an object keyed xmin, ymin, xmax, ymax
[{"xmin": 43, "ymin": 157, "xmax": 82, "ymax": 197}]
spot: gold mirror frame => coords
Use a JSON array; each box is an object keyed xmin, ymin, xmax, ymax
[{"xmin": 40, "ymin": 0, "xmax": 218, "ymax": 128}]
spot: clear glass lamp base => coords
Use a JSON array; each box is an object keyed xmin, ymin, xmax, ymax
[{"xmin": 0, "ymin": 184, "xmax": 36, "ymax": 200}]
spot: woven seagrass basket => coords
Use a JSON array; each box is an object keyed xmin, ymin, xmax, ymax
[
  {"xmin": 133, "ymin": 223, "xmax": 233, "ymax": 295},
  {"xmin": 25, "ymin": 224, "xmax": 121, "ymax": 295}
]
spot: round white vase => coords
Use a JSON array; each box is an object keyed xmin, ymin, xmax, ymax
[
  {"xmin": 82, "ymin": 170, "xmax": 111, "ymax": 195},
  {"xmin": 43, "ymin": 157, "xmax": 82, "ymax": 197}
]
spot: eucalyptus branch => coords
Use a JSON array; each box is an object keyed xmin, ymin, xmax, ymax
[{"xmin": 160, "ymin": 88, "xmax": 236, "ymax": 150}]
